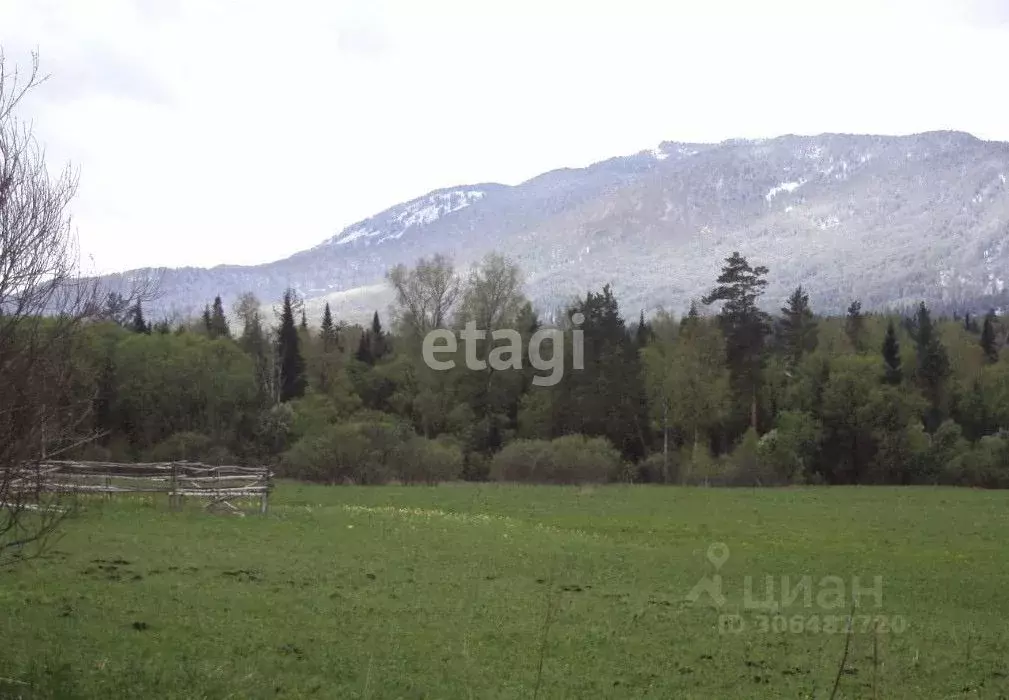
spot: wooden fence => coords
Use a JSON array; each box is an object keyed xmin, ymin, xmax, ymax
[{"xmin": 10, "ymin": 461, "xmax": 272, "ymax": 514}]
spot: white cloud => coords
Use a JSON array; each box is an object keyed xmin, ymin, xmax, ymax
[{"xmin": 1, "ymin": 0, "xmax": 1007, "ymax": 273}]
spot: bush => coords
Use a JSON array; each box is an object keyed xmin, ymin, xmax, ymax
[
  {"xmin": 396, "ymin": 438, "xmax": 464, "ymax": 484},
  {"xmin": 635, "ymin": 452, "xmax": 678, "ymax": 483},
  {"xmin": 489, "ymin": 439, "xmax": 552, "ymax": 482},
  {"xmin": 489, "ymin": 435, "xmax": 621, "ymax": 484},
  {"xmin": 679, "ymin": 442, "xmax": 720, "ymax": 485},
  {"xmin": 725, "ymin": 427, "xmax": 783, "ymax": 486},
  {"xmin": 965, "ymin": 433, "xmax": 1009, "ymax": 489},
  {"xmin": 280, "ymin": 417, "xmax": 463, "ymax": 485}
]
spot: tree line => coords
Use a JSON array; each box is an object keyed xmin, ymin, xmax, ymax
[{"xmin": 66, "ymin": 251, "xmax": 1009, "ymax": 488}]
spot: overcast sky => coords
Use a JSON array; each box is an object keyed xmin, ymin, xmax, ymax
[{"xmin": 2, "ymin": 0, "xmax": 1008, "ymax": 274}]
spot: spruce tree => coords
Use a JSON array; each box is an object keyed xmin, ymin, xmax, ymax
[
  {"xmin": 300, "ymin": 309, "xmax": 308, "ymax": 331},
  {"xmin": 844, "ymin": 300, "xmax": 865, "ymax": 352},
  {"xmin": 702, "ymin": 252, "xmax": 770, "ymax": 430},
  {"xmin": 202, "ymin": 304, "xmax": 213, "ymax": 334},
  {"xmin": 680, "ymin": 300, "xmax": 700, "ymax": 330},
  {"xmin": 355, "ymin": 329, "xmax": 374, "ymax": 365},
  {"xmin": 777, "ymin": 285, "xmax": 818, "ymax": 364},
  {"xmin": 980, "ymin": 310, "xmax": 998, "ymax": 363},
  {"xmin": 912, "ymin": 302, "xmax": 950, "ymax": 430},
  {"xmin": 130, "ymin": 301, "xmax": 150, "ymax": 334},
  {"xmin": 553, "ymin": 284, "xmax": 648, "ymax": 460},
  {"xmin": 277, "ymin": 289, "xmax": 306, "ymax": 401},
  {"xmin": 882, "ymin": 320, "xmax": 902, "ymax": 385},
  {"xmin": 320, "ymin": 303, "xmax": 338, "ymax": 353},
  {"xmin": 635, "ymin": 310, "xmax": 653, "ymax": 348},
  {"xmin": 370, "ymin": 311, "xmax": 387, "ymax": 361},
  {"xmin": 209, "ymin": 296, "xmax": 230, "ymax": 339}
]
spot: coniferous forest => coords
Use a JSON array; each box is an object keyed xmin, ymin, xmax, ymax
[{"xmin": 69, "ymin": 251, "xmax": 1009, "ymax": 489}]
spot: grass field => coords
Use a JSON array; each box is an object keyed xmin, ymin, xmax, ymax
[{"xmin": 2, "ymin": 484, "xmax": 1009, "ymax": 699}]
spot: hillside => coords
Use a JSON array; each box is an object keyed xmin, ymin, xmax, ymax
[{"xmin": 100, "ymin": 131, "xmax": 1009, "ymax": 324}]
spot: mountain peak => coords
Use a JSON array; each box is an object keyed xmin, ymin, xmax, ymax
[{"xmin": 320, "ymin": 185, "xmax": 505, "ymax": 248}]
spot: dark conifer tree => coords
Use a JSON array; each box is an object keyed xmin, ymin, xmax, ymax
[
  {"xmin": 680, "ymin": 300, "xmax": 700, "ymax": 330},
  {"xmin": 277, "ymin": 289, "xmax": 306, "ymax": 402},
  {"xmin": 209, "ymin": 296, "xmax": 230, "ymax": 339},
  {"xmin": 912, "ymin": 302, "xmax": 950, "ymax": 430},
  {"xmin": 130, "ymin": 301, "xmax": 150, "ymax": 334},
  {"xmin": 635, "ymin": 310, "xmax": 653, "ymax": 348},
  {"xmin": 552, "ymin": 284, "xmax": 648, "ymax": 460},
  {"xmin": 370, "ymin": 311, "xmax": 387, "ymax": 361},
  {"xmin": 300, "ymin": 309, "xmax": 308, "ymax": 331},
  {"xmin": 355, "ymin": 329, "xmax": 374, "ymax": 365},
  {"xmin": 702, "ymin": 252, "xmax": 771, "ymax": 430},
  {"xmin": 777, "ymin": 285, "xmax": 818, "ymax": 364},
  {"xmin": 844, "ymin": 300, "xmax": 865, "ymax": 352},
  {"xmin": 882, "ymin": 320, "xmax": 902, "ymax": 385},
  {"xmin": 980, "ymin": 309, "xmax": 999, "ymax": 363},
  {"xmin": 320, "ymin": 302, "xmax": 339, "ymax": 352},
  {"xmin": 202, "ymin": 304, "xmax": 213, "ymax": 334}
]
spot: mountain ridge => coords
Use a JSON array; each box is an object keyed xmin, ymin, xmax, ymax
[{"xmin": 99, "ymin": 130, "xmax": 1009, "ymax": 324}]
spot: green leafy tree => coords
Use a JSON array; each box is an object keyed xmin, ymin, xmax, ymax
[{"xmin": 643, "ymin": 313, "xmax": 729, "ymax": 480}]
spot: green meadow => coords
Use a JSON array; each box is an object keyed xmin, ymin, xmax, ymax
[{"xmin": 2, "ymin": 484, "xmax": 1008, "ymax": 698}]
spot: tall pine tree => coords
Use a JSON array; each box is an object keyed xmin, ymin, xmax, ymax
[
  {"xmin": 277, "ymin": 289, "xmax": 306, "ymax": 402},
  {"xmin": 702, "ymin": 252, "xmax": 770, "ymax": 430}
]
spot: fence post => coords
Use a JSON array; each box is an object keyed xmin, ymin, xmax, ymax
[
  {"xmin": 260, "ymin": 467, "xmax": 270, "ymax": 515},
  {"xmin": 170, "ymin": 462, "xmax": 177, "ymax": 511}
]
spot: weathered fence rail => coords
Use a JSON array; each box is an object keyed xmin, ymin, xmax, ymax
[{"xmin": 9, "ymin": 461, "xmax": 272, "ymax": 514}]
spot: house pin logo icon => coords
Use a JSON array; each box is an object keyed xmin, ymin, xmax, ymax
[{"xmin": 685, "ymin": 542, "xmax": 730, "ymax": 607}]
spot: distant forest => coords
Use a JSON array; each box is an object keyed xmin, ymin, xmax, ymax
[{"xmin": 65, "ymin": 251, "xmax": 1009, "ymax": 489}]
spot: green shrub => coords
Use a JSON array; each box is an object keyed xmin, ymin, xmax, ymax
[
  {"xmin": 679, "ymin": 442, "xmax": 720, "ymax": 485},
  {"xmin": 281, "ymin": 417, "xmax": 463, "ymax": 485},
  {"xmin": 634, "ymin": 452, "xmax": 678, "ymax": 483},
  {"xmin": 489, "ymin": 439, "xmax": 552, "ymax": 482},
  {"xmin": 489, "ymin": 435, "xmax": 621, "ymax": 484},
  {"xmin": 396, "ymin": 437, "xmax": 464, "ymax": 484},
  {"xmin": 725, "ymin": 427, "xmax": 783, "ymax": 486}
]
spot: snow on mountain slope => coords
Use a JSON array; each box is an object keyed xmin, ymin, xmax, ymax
[
  {"xmin": 99, "ymin": 131, "xmax": 1009, "ymax": 324},
  {"xmin": 322, "ymin": 188, "xmax": 490, "ymax": 248}
]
